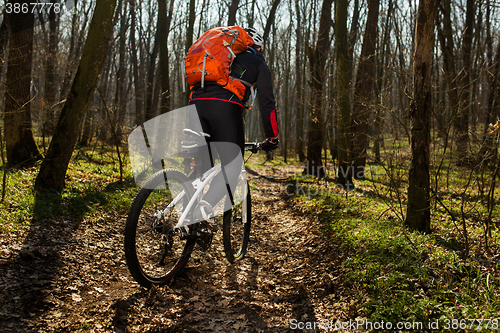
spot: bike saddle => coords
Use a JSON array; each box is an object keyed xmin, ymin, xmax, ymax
[
  {"xmin": 181, "ymin": 129, "xmax": 210, "ymax": 158},
  {"xmin": 183, "ymin": 128, "xmax": 210, "ymax": 138}
]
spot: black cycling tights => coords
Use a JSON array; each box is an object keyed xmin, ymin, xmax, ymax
[{"xmin": 189, "ymin": 98, "xmax": 244, "ymax": 208}]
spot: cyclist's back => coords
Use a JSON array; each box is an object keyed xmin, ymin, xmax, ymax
[
  {"xmin": 191, "ymin": 51, "xmax": 278, "ymax": 137},
  {"xmin": 188, "ymin": 27, "xmax": 279, "ymax": 221}
]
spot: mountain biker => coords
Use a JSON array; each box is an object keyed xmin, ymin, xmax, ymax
[{"xmin": 188, "ymin": 27, "xmax": 280, "ymax": 224}]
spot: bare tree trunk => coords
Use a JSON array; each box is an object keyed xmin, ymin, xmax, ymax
[
  {"xmin": 0, "ymin": 19, "xmax": 8, "ymax": 117},
  {"xmin": 262, "ymin": 0, "xmax": 281, "ymax": 46},
  {"xmin": 61, "ymin": 2, "xmax": 92, "ymax": 100},
  {"xmin": 150, "ymin": 67, "xmax": 162, "ymax": 118},
  {"xmin": 228, "ymin": 0, "xmax": 240, "ymax": 26},
  {"xmin": 351, "ymin": 0, "xmax": 379, "ymax": 179},
  {"xmin": 43, "ymin": 9, "xmax": 59, "ymax": 137},
  {"xmin": 35, "ymin": 0, "xmax": 118, "ymax": 191},
  {"xmin": 184, "ymin": 0, "xmax": 196, "ymax": 104},
  {"xmin": 0, "ymin": 17, "xmax": 7, "ymax": 60},
  {"xmin": 130, "ymin": 0, "xmax": 144, "ymax": 125},
  {"xmin": 246, "ymin": 0, "xmax": 257, "ymax": 27},
  {"xmin": 145, "ymin": 30, "xmax": 160, "ymax": 121},
  {"xmin": 327, "ymin": 53, "xmax": 337, "ymax": 162},
  {"xmin": 159, "ymin": 0, "xmax": 175, "ymax": 114},
  {"xmin": 373, "ymin": 0, "xmax": 393, "ymax": 163},
  {"xmin": 294, "ymin": 0, "xmax": 305, "ymax": 161},
  {"xmin": 455, "ymin": 0, "xmax": 474, "ymax": 164},
  {"xmin": 283, "ymin": 26, "xmax": 291, "ymax": 163},
  {"xmin": 348, "ymin": 0, "xmax": 360, "ymax": 81},
  {"xmin": 3, "ymin": 0, "xmax": 41, "ymax": 166},
  {"xmin": 79, "ymin": 105, "xmax": 93, "ymax": 146},
  {"xmin": 438, "ymin": 0, "xmax": 459, "ymax": 134},
  {"xmin": 406, "ymin": 0, "xmax": 437, "ymax": 233},
  {"xmin": 304, "ymin": 0, "xmax": 333, "ymax": 177},
  {"xmin": 115, "ymin": 0, "xmax": 128, "ymax": 139},
  {"xmin": 196, "ymin": 0, "xmax": 207, "ymax": 37},
  {"xmin": 96, "ymin": 53, "xmax": 114, "ymax": 143},
  {"xmin": 439, "ymin": 0, "xmax": 473, "ymax": 165},
  {"xmin": 335, "ymin": 0, "xmax": 352, "ymax": 187},
  {"xmin": 483, "ymin": 1, "xmax": 493, "ymax": 142}
]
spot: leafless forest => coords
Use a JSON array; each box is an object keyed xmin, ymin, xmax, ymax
[
  {"xmin": 2, "ymin": 1, "xmax": 500, "ymax": 331},
  {"xmin": 1, "ymin": 0, "xmax": 500, "ymax": 238}
]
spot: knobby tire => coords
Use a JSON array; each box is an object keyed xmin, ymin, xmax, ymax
[
  {"xmin": 223, "ymin": 179, "xmax": 251, "ymax": 263},
  {"xmin": 125, "ymin": 169, "xmax": 195, "ymax": 288}
]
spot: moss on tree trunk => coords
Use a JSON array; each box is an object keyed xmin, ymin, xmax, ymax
[{"xmin": 405, "ymin": 0, "xmax": 437, "ymax": 232}]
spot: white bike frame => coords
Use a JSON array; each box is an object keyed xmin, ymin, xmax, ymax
[
  {"xmin": 175, "ymin": 163, "xmax": 222, "ymax": 229},
  {"xmin": 160, "ymin": 163, "xmax": 249, "ymax": 233},
  {"xmin": 156, "ymin": 141, "xmax": 255, "ymax": 233}
]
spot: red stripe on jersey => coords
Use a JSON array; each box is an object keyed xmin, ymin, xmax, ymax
[{"xmin": 269, "ymin": 109, "xmax": 279, "ymax": 139}]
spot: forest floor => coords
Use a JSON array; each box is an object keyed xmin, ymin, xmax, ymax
[{"xmin": 0, "ymin": 165, "xmax": 355, "ymax": 333}]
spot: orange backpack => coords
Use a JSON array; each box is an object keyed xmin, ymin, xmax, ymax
[{"xmin": 184, "ymin": 26, "xmax": 254, "ymax": 101}]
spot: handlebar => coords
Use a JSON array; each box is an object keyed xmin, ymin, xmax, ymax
[
  {"xmin": 244, "ymin": 142, "xmax": 261, "ymax": 154},
  {"xmin": 245, "ymin": 139, "xmax": 280, "ymax": 154}
]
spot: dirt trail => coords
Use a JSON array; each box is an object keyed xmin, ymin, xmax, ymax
[{"xmin": 0, "ymin": 166, "xmax": 353, "ymax": 332}]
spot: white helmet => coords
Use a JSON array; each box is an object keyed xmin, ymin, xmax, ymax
[{"xmin": 245, "ymin": 27, "xmax": 264, "ymax": 49}]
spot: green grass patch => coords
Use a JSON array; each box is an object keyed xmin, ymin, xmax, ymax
[
  {"xmin": 290, "ymin": 163, "xmax": 500, "ymax": 330},
  {"xmin": 0, "ymin": 145, "xmax": 138, "ymax": 236},
  {"xmin": 244, "ymin": 149, "xmax": 301, "ymax": 170}
]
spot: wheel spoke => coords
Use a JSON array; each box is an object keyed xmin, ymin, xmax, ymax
[{"xmin": 125, "ymin": 169, "xmax": 196, "ymax": 287}]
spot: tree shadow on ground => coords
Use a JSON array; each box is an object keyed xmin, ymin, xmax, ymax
[
  {"xmin": 0, "ymin": 179, "xmax": 134, "ymax": 332},
  {"xmin": 0, "ymin": 190, "xmax": 74, "ymax": 332}
]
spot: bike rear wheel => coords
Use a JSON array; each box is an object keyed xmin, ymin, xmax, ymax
[
  {"xmin": 125, "ymin": 169, "xmax": 195, "ymax": 287},
  {"xmin": 223, "ymin": 173, "xmax": 251, "ymax": 263}
]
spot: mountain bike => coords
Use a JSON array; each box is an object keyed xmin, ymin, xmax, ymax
[{"xmin": 124, "ymin": 129, "xmax": 262, "ymax": 288}]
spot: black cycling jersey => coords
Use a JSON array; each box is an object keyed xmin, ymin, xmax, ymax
[
  {"xmin": 190, "ymin": 49, "xmax": 279, "ymax": 139},
  {"xmin": 188, "ymin": 47, "xmax": 279, "ymax": 208}
]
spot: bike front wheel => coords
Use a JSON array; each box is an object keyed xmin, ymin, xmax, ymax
[
  {"xmin": 125, "ymin": 169, "xmax": 195, "ymax": 287},
  {"xmin": 223, "ymin": 173, "xmax": 251, "ymax": 263}
]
